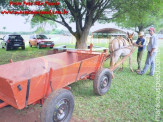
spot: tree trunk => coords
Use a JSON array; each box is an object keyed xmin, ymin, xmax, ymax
[
  {"xmin": 75, "ymin": 28, "xmax": 90, "ymax": 49},
  {"xmin": 138, "ymin": 26, "xmax": 144, "ymax": 33},
  {"xmin": 75, "ymin": 40, "xmax": 87, "ymax": 49}
]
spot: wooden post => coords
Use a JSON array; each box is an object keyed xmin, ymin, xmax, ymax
[
  {"xmin": 90, "ymin": 43, "xmax": 93, "ymax": 52},
  {"xmin": 9, "ymin": 59, "xmax": 13, "ymax": 63},
  {"xmin": 91, "ymin": 32, "xmax": 93, "ymax": 43}
]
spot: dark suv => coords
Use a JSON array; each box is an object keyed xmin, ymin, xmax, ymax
[{"xmin": 0, "ymin": 35, "xmax": 25, "ymax": 51}]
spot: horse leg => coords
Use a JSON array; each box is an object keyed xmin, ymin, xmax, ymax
[
  {"xmin": 110, "ymin": 53, "xmax": 115, "ymax": 69},
  {"xmin": 129, "ymin": 55, "xmax": 134, "ymax": 72},
  {"xmin": 119, "ymin": 56, "xmax": 124, "ymax": 71},
  {"xmin": 110, "ymin": 53, "xmax": 116, "ymax": 79},
  {"xmin": 110, "ymin": 59, "xmax": 115, "ymax": 79},
  {"xmin": 111, "ymin": 71, "xmax": 114, "ymax": 79},
  {"xmin": 110, "ymin": 51, "xmax": 121, "ymax": 79},
  {"xmin": 110, "ymin": 54, "xmax": 113, "ymax": 68},
  {"xmin": 119, "ymin": 62, "xmax": 124, "ymax": 71}
]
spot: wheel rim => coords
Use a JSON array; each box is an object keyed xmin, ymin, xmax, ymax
[
  {"xmin": 53, "ymin": 99, "xmax": 70, "ymax": 121},
  {"xmin": 100, "ymin": 75, "xmax": 109, "ymax": 92}
]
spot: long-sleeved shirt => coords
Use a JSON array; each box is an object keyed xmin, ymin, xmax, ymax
[{"xmin": 147, "ymin": 34, "xmax": 158, "ymax": 52}]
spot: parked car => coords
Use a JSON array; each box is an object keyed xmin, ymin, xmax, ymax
[
  {"xmin": 0, "ymin": 35, "xmax": 25, "ymax": 51},
  {"xmin": 158, "ymin": 34, "xmax": 163, "ymax": 39},
  {"xmin": 29, "ymin": 35, "xmax": 54, "ymax": 49}
]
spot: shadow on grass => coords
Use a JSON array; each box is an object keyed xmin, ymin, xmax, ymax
[{"xmin": 70, "ymin": 79, "xmax": 96, "ymax": 97}]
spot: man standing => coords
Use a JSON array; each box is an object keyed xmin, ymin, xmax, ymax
[
  {"xmin": 137, "ymin": 27, "xmax": 158, "ymax": 76},
  {"xmin": 134, "ymin": 32, "xmax": 146, "ymax": 72}
]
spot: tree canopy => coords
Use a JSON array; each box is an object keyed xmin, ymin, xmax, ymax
[
  {"xmin": 1, "ymin": 0, "xmax": 162, "ymax": 48},
  {"xmin": 112, "ymin": 0, "xmax": 163, "ymax": 33},
  {"xmin": 0, "ymin": 0, "xmax": 135, "ymax": 48}
]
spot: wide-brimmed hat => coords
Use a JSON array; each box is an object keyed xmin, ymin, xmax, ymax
[
  {"xmin": 148, "ymin": 27, "xmax": 155, "ymax": 32},
  {"xmin": 138, "ymin": 32, "xmax": 144, "ymax": 37}
]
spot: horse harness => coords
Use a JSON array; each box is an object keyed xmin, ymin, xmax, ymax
[{"xmin": 109, "ymin": 37, "xmax": 133, "ymax": 53}]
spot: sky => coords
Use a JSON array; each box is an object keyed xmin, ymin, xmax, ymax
[
  {"xmin": 0, "ymin": 14, "xmax": 33, "ymax": 32},
  {"xmin": 0, "ymin": 14, "xmax": 128, "ymax": 33}
]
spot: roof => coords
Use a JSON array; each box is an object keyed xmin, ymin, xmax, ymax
[{"xmin": 92, "ymin": 28, "xmax": 126, "ymax": 34}]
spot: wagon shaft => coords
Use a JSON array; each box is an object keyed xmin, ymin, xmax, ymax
[{"xmin": 109, "ymin": 48, "xmax": 136, "ymax": 71}]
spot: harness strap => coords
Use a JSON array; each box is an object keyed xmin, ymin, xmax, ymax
[
  {"xmin": 109, "ymin": 37, "xmax": 133, "ymax": 53},
  {"xmin": 122, "ymin": 38, "xmax": 126, "ymax": 46},
  {"xmin": 117, "ymin": 38, "xmax": 121, "ymax": 49},
  {"xmin": 110, "ymin": 45, "xmax": 133, "ymax": 53}
]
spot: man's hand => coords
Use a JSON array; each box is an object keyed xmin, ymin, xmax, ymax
[
  {"xmin": 138, "ymin": 45, "xmax": 143, "ymax": 47},
  {"xmin": 133, "ymin": 43, "xmax": 138, "ymax": 47},
  {"xmin": 150, "ymin": 48, "xmax": 155, "ymax": 56},
  {"xmin": 150, "ymin": 52, "xmax": 153, "ymax": 56}
]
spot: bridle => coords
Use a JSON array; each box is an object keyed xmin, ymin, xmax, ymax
[{"xmin": 126, "ymin": 37, "xmax": 133, "ymax": 45}]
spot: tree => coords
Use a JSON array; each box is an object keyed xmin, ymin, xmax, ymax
[
  {"xmin": 31, "ymin": 0, "xmax": 125, "ymax": 49},
  {"xmin": 155, "ymin": 18, "xmax": 163, "ymax": 32},
  {"xmin": 31, "ymin": 16, "xmax": 56, "ymax": 34},
  {"xmin": 0, "ymin": 0, "xmax": 134, "ymax": 49},
  {"xmin": 3, "ymin": 26, "xmax": 6, "ymax": 32},
  {"xmin": 112, "ymin": 0, "xmax": 163, "ymax": 33}
]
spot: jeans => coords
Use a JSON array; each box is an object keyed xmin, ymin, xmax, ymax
[
  {"xmin": 141, "ymin": 52, "xmax": 157, "ymax": 75},
  {"xmin": 137, "ymin": 50, "xmax": 144, "ymax": 70}
]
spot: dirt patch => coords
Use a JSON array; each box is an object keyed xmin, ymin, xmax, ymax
[
  {"xmin": 0, "ymin": 105, "xmax": 82, "ymax": 122},
  {"xmin": 0, "ymin": 105, "xmax": 41, "ymax": 122},
  {"xmin": 70, "ymin": 117, "xmax": 88, "ymax": 122}
]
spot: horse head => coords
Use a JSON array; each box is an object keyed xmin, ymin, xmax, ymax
[{"xmin": 127, "ymin": 32, "xmax": 134, "ymax": 44}]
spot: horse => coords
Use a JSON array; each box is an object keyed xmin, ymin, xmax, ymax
[{"xmin": 109, "ymin": 32, "xmax": 134, "ymax": 77}]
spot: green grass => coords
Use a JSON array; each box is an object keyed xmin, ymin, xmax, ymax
[
  {"xmin": 0, "ymin": 42, "xmax": 74, "ymax": 64},
  {"xmin": 71, "ymin": 43, "xmax": 163, "ymax": 121},
  {"xmin": 0, "ymin": 41, "xmax": 162, "ymax": 121}
]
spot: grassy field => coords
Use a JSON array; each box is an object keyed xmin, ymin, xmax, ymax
[{"xmin": 0, "ymin": 41, "xmax": 162, "ymax": 121}]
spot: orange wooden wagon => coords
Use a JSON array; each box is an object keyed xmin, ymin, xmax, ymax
[{"xmin": 0, "ymin": 49, "xmax": 112, "ymax": 122}]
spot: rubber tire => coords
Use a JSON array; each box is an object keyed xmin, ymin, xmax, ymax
[
  {"xmin": 50, "ymin": 47, "xmax": 53, "ymax": 49},
  {"xmin": 40, "ymin": 89, "xmax": 74, "ymax": 122},
  {"xmin": 29, "ymin": 43, "xmax": 32, "ymax": 47},
  {"xmin": 37, "ymin": 44, "xmax": 41, "ymax": 49},
  {"xmin": 93, "ymin": 68, "xmax": 112, "ymax": 96},
  {"xmin": 22, "ymin": 46, "xmax": 25, "ymax": 50},
  {"xmin": 5, "ymin": 44, "xmax": 9, "ymax": 51}
]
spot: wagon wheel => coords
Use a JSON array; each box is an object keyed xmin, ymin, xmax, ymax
[
  {"xmin": 93, "ymin": 68, "xmax": 112, "ymax": 96},
  {"xmin": 40, "ymin": 89, "xmax": 74, "ymax": 122},
  {"xmin": 22, "ymin": 45, "xmax": 25, "ymax": 50},
  {"xmin": 5, "ymin": 44, "xmax": 9, "ymax": 51}
]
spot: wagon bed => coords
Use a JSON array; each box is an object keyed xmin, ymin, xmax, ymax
[
  {"xmin": 0, "ymin": 45, "xmax": 135, "ymax": 122},
  {"xmin": 0, "ymin": 50, "xmax": 105, "ymax": 110}
]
